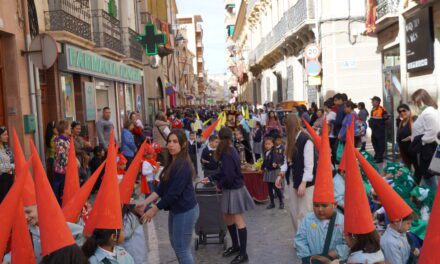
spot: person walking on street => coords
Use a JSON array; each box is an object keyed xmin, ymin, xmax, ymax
[
  {"xmin": 0, "ymin": 126, "xmax": 14, "ymax": 203},
  {"xmin": 137, "ymin": 129, "xmax": 199, "ymax": 264},
  {"xmin": 276, "ymin": 114, "xmax": 316, "ymax": 244},
  {"xmin": 53, "ymin": 120, "xmax": 71, "ymax": 205},
  {"xmin": 396, "ymin": 104, "xmax": 416, "ymax": 170},
  {"xmin": 153, "ymin": 111, "xmax": 171, "ymax": 165},
  {"xmin": 410, "ymin": 89, "xmax": 440, "ymax": 189},
  {"xmin": 121, "ymin": 120, "xmax": 137, "ymax": 169},
  {"xmin": 368, "ymin": 96, "xmax": 389, "ymax": 163},
  {"xmin": 357, "ymin": 102, "xmax": 369, "ymax": 151},
  {"xmin": 96, "ymin": 107, "xmax": 114, "ymax": 150},
  {"xmin": 202, "ymin": 127, "xmax": 255, "ymax": 264}
]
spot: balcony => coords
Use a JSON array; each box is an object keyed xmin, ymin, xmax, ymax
[
  {"xmin": 249, "ymin": 0, "xmax": 315, "ymax": 70},
  {"xmin": 375, "ymin": 0, "xmax": 400, "ymax": 32},
  {"xmin": 122, "ymin": 27, "xmax": 143, "ymax": 62},
  {"xmin": 92, "ymin": 9, "xmax": 123, "ymax": 55},
  {"xmin": 45, "ymin": 0, "xmax": 92, "ymax": 42}
]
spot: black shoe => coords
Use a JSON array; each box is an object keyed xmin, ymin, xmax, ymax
[
  {"xmin": 266, "ymin": 203, "xmax": 275, "ymax": 209},
  {"xmin": 223, "ymin": 247, "xmax": 240, "ymax": 257},
  {"xmin": 279, "ymin": 203, "xmax": 285, "ymax": 210},
  {"xmin": 231, "ymin": 254, "xmax": 249, "ymax": 264}
]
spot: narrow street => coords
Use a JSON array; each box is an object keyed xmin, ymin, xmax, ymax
[{"xmin": 144, "ymin": 188, "xmax": 300, "ymax": 264}]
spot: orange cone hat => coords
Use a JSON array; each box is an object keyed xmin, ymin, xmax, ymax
[
  {"xmin": 0, "ymin": 152, "xmax": 30, "ymax": 258},
  {"xmin": 11, "ymin": 200, "xmax": 36, "ymax": 264},
  {"xmin": 344, "ymin": 136, "xmax": 375, "ymax": 234},
  {"xmin": 356, "ymin": 151, "xmax": 412, "ymax": 221},
  {"xmin": 12, "ymin": 129, "xmax": 36, "ymax": 206},
  {"xmin": 84, "ymin": 130, "xmax": 122, "ymax": 235},
  {"xmin": 302, "ymin": 117, "xmax": 321, "ymax": 147},
  {"xmin": 62, "ymin": 161, "xmax": 106, "ymax": 223},
  {"xmin": 313, "ymin": 118, "xmax": 335, "ymax": 203},
  {"xmin": 419, "ymin": 181, "xmax": 440, "ymax": 263},
  {"xmin": 63, "ymin": 137, "xmax": 80, "ymax": 207},
  {"xmin": 31, "ymin": 141, "xmax": 75, "ymax": 256},
  {"xmin": 119, "ymin": 140, "xmax": 147, "ymax": 204},
  {"xmin": 201, "ymin": 119, "xmax": 219, "ymax": 140}
]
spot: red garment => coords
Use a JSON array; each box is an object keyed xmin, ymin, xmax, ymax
[
  {"xmin": 117, "ymin": 153, "xmax": 127, "ymax": 175},
  {"xmin": 171, "ymin": 118, "xmax": 183, "ymax": 129}
]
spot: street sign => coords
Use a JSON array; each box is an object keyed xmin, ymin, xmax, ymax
[
  {"xmin": 304, "ymin": 43, "xmax": 320, "ymax": 60},
  {"xmin": 306, "ymin": 61, "xmax": 322, "ymax": 76},
  {"xmin": 29, "ymin": 33, "xmax": 58, "ymax": 69}
]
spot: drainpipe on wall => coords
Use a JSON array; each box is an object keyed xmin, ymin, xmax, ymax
[
  {"xmin": 22, "ymin": 0, "xmax": 44, "ymax": 162},
  {"xmin": 398, "ymin": 0, "xmax": 408, "ymax": 102}
]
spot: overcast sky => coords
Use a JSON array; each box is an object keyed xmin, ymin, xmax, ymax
[{"xmin": 176, "ymin": 0, "xmax": 226, "ymax": 75}]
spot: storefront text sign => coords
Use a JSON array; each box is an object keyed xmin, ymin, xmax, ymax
[
  {"xmin": 406, "ymin": 7, "xmax": 434, "ymax": 72},
  {"xmin": 61, "ymin": 44, "xmax": 143, "ymax": 84}
]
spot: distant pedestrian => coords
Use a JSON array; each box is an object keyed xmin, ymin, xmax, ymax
[
  {"xmin": 357, "ymin": 102, "xmax": 369, "ymax": 151},
  {"xmin": 396, "ymin": 104, "xmax": 415, "ymax": 169},
  {"xmin": 368, "ymin": 96, "xmax": 389, "ymax": 163},
  {"xmin": 153, "ymin": 111, "xmax": 171, "ymax": 165},
  {"xmin": 0, "ymin": 126, "xmax": 13, "ymax": 203},
  {"xmin": 45, "ymin": 121, "xmax": 58, "ymax": 183},
  {"xmin": 96, "ymin": 107, "xmax": 114, "ymax": 150},
  {"xmin": 121, "ymin": 120, "xmax": 137, "ymax": 169},
  {"xmin": 53, "ymin": 120, "xmax": 71, "ymax": 205}
]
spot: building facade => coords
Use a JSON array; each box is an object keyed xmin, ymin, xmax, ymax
[
  {"xmin": 231, "ymin": 0, "xmax": 383, "ymax": 108},
  {"xmin": 177, "ymin": 14, "xmax": 206, "ymax": 105}
]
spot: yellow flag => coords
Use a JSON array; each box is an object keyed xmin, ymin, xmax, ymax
[
  {"xmin": 221, "ymin": 111, "xmax": 227, "ymax": 126},
  {"xmin": 215, "ymin": 112, "xmax": 224, "ymax": 131},
  {"xmin": 241, "ymin": 106, "xmax": 245, "ymax": 117},
  {"xmin": 245, "ymin": 106, "xmax": 250, "ymax": 120},
  {"xmin": 196, "ymin": 112, "xmax": 200, "ymax": 120},
  {"xmin": 203, "ymin": 118, "xmax": 212, "ymax": 127}
]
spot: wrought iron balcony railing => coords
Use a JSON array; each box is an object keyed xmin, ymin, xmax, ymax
[
  {"xmin": 92, "ymin": 9, "xmax": 123, "ymax": 54},
  {"xmin": 122, "ymin": 28, "xmax": 143, "ymax": 62},
  {"xmin": 376, "ymin": 0, "xmax": 400, "ymax": 21},
  {"xmin": 45, "ymin": 0, "xmax": 92, "ymax": 41}
]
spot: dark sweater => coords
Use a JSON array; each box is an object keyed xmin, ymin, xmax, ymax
[
  {"xmin": 262, "ymin": 150, "xmax": 279, "ymax": 171},
  {"xmin": 210, "ymin": 147, "xmax": 244, "ymax": 190},
  {"xmin": 273, "ymin": 144, "xmax": 285, "ymax": 165},
  {"xmin": 155, "ymin": 159, "xmax": 197, "ymax": 213},
  {"xmin": 201, "ymin": 146, "xmax": 219, "ymax": 171},
  {"xmin": 290, "ymin": 133, "xmax": 316, "ymax": 189}
]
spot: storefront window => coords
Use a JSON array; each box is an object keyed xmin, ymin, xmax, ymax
[
  {"xmin": 125, "ymin": 84, "xmax": 135, "ymax": 115},
  {"xmin": 60, "ymin": 73, "xmax": 76, "ymax": 121}
]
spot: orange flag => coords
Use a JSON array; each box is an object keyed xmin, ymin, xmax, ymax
[
  {"xmin": 201, "ymin": 119, "xmax": 219, "ymax": 140},
  {"xmin": 63, "ymin": 137, "xmax": 80, "ymax": 207}
]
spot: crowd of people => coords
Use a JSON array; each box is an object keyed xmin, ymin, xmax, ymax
[{"xmin": 0, "ymin": 88, "xmax": 439, "ymax": 264}]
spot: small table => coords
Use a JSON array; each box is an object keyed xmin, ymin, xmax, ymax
[{"xmin": 242, "ymin": 170, "xmax": 269, "ymax": 203}]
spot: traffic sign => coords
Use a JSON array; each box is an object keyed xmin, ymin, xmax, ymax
[
  {"xmin": 304, "ymin": 43, "xmax": 321, "ymax": 60},
  {"xmin": 29, "ymin": 33, "xmax": 58, "ymax": 69},
  {"xmin": 306, "ymin": 61, "xmax": 322, "ymax": 76}
]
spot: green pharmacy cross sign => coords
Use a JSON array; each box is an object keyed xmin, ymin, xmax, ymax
[{"xmin": 136, "ymin": 24, "xmax": 166, "ymax": 56}]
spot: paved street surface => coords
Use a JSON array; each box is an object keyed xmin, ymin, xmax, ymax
[{"xmin": 143, "ymin": 188, "xmax": 300, "ymax": 264}]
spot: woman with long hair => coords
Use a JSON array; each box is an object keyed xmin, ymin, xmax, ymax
[
  {"xmin": 0, "ymin": 126, "xmax": 14, "ymax": 203},
  {"xmin": 265, "ymin": 111, "xmax": 282, "ymax": 137},
  {"xmin": 276, "ymin": 114, "xmax": 315, "ymax": 240},
  {"xmin": 396, "ymin": 104, "xmax": 416, "ymax": 169},
  {"xmin": 410, "ymin": 89, "xmax": 440, "ymax": 188},
  {"xmin": 136, "ymin": 129, "xmax": 199, "ymax": 264},
  {"xmin": 202, "ymin": 127, "xmax": 255, "ymax": 264}
]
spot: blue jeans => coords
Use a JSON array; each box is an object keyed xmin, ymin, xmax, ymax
[
  {"xmin": 52, "ymin": 172, "xmax": 65, "ymax": 205},
  {"xmin": 168, "ymin": 204, "xmax": 199, "ymax": 264}
]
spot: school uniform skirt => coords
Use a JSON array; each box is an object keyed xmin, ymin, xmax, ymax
[
  {"xmin": 263, "ymin": 169, "xmax": 280, "ymax": 183},
  {"xmin": 222, "ymin": 186, "xmax": 255, "ymax": 214}
]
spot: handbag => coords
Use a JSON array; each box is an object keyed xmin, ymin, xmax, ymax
[
  {"xmin": 302, "ymin": 212, "xmax": 337, "ymax": 264},
  {"xmin": 428, "ymin": 144, "xmax": 440, "ymax": 176}
]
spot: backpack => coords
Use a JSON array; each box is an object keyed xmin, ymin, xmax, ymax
[{"xmin": 353, "ymin": 114, "xmax": 367, "ymax": 137}]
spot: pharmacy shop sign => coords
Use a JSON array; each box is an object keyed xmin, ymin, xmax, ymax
[{"xmin": 60, "ymin": 44, "xmax": 143, "ymax": 84}]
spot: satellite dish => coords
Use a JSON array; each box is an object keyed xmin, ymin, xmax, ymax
[
  {"xmin": 149, "ymin": 55, "xmax": 161, "ymax": 69},
  {"xmin": 29, "ymin": 33, "xmax": 58, "ymax": 69}
]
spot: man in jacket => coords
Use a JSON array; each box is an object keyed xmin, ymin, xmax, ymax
[{"xmin": 368, "ymin": 96, "xmax": 389, "ymax": 163}]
